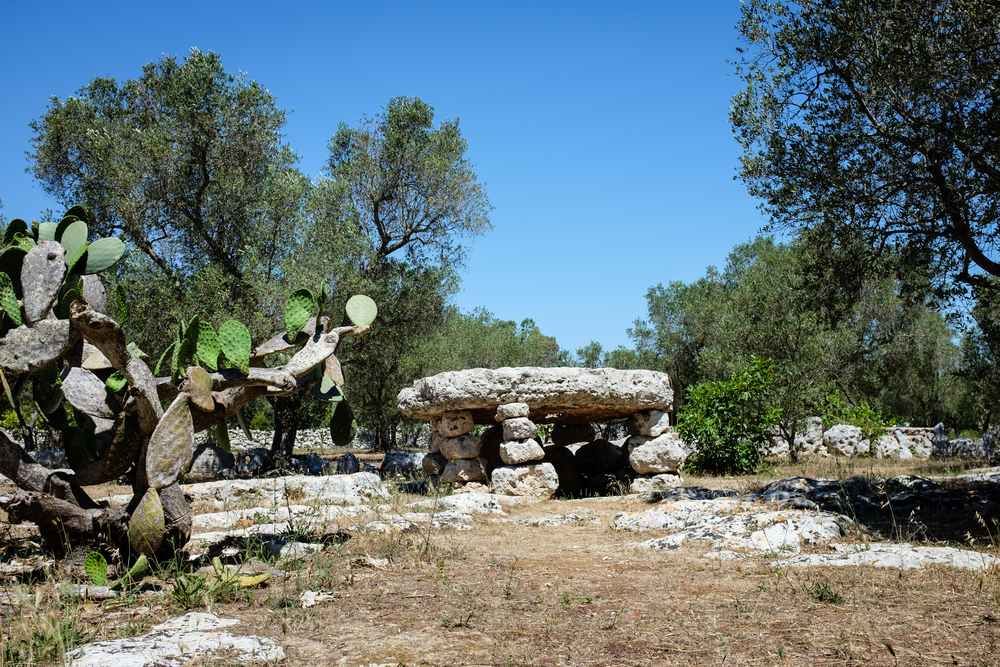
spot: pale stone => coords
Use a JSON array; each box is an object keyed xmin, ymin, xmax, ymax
[
  {"xmin": 441, "ymin": 458, "xmax": 487, "ymax": 483},
  {"xmin": 502, "ymin": 416, "xmax": 536, "ymax": 441},
  {"xmin": 398, "ymin": 366, "xmax": 674, "ymax": 422},
  {"xmin": 184, "ymin": 445, "xmax": 235, "ymax": 483},
  {"xmin": 433, "ymin": 411, "xmax": 474, "ymax": 437},
  {"xmin": 631, "ymin": 410, "xmax": 671, "ymax": 437},
  {"xmin": 495, "ymin": 402, "xmax": 529, "ymax": 421},
  {"xmin": 774, "ymin": 543, "xmax": 1000, "ymax": 572},
  {"xmin": 437, "ymin": 433, "xmax": 482, "ymax": 460},
  {"xmin": 499, "ymin": 439, "xmax": 545, "ymax": 464},
  {"xmin": 65, "ymin": 612, "xmax": 285, "ymax": 666},
  {"xmin": 491, "ymin": 463, "xmax": 559, "ymax": 498},
  {"xmin": 823, "ymin": 424, "xmax": 870, "ymax": 457},
  {"xmin": 628, "ymin": 432, "xmax": 687, "ymax": 474},
  {"xmin": 872, "ymin": 434, "xmax": 912, "ymax": 460},
  {"xmin": 629, "ymin": 473, "xmax": 683, "ymax": 495}
]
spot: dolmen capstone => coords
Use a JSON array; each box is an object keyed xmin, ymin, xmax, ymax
[{"xmin": 397, "ymin": 367, "xmax": 682, "ymax": 497}]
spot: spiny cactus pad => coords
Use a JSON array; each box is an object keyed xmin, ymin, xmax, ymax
[
  {"xmin": 195, "ymin": 321, "xmax": 220, "ymax": 371},
  {"xmin": 83, "ymin": 237, "xmax": 125, "ymax": 274},
  {"xmin": 346, "ymin": 294, "xmax": 378, "ymax": 327},
  {"xmin": 284, "ymin": 289, "xmax": 317, "ymax": 339},
  {"xmin": 187, "ymin": 366, "xmax": 215, "ymax": 412},
  {"xmin": 219, "ymin": 319, "xmax": 251, "ymax": 373},
  {"xmin": 128, "ymin": 487, "xmax": 166, "ymax": 557},
  {"xmin": 36, "ymin": 222, "xmax": 58, "ymax": 242},
  {"xmin": 145, "ymin": 393, "xmax": 195, "ymax": 489},
  {"xmin": 60, "ymin": 220, "xmax": 89, "ymax": 262},
  {"xmin": 0, "ymin": 273, "xmax": 21, "ymax": 325}
]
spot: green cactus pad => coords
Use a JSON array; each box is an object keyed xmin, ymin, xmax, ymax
[
  {"xmin": 176, "ymin": 316, "xmax": 200, "ymax": 376},
  {"xmin": 83, "ymin": 237, "xmax": 125, "ymax": 274},
  {"xmin": 0, "ymin": 273, "xmax": 21, "ymax": 326},
  {"xmin": 60, "ymin": 220, "xmax": 89, "ymax": 262},
  {"xmin": 55, "ymin": 215, "xmax": 79, "ymax": 243},
  {"xmin": 36, "ymin": 222, "xmax": 58, "ymax": 242},
  {"xmin": 284, "ymin": 288, "xmax": 317, "ymax": 339},
  {"xmin": 10, "ymin": 233, "xmax": 35, "ymax": 253},
  {"xmin": 346, "ymin": 294, "xmax": 378, "ymax": 327},
  {"xmin": 154, "ymin": 341, "xmax": 174, "ymax": 377},
  {"xmin": 128, "ymin": 487, "xmax": 166, "ymax": 557},
  {"xmin": 187, "ymin": 366, "xmax": 215, "ymax": 412},
  {"xmin": 84, "ymin": 551, "xmax": 109, "ymax": 586},
  {"xmin": 106, "ymin": 371, "xmax": 128, "ymax": 393},
  {"xmin": 3, "ymin": 219, "xmax": 28, "ymax": 244},
  {"xmin": 195, "ymin": 321, "xmax": 220, "ymax": 371},
  {"xmin": 218, "ymin": 319, "xmax": 251, "ymax": 374}
]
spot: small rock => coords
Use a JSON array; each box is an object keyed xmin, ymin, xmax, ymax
[
  {"xmin": 491, "ymin": 463, "xmax": 559, "ymax": 498},
  {"xmin": 233, "ymin": 447, "xmax": 271, "ymax": 478},
  {"xmin": 630, "ymin": 473, "xmax": 682, "ymax": 495},
  {"xmin": 774, "ymin": 543, "xmax": 1000, "ymax": 571},
  {"xmin": 631, "ymin": 410, "xmax": 671, "ymax": 438},
  {"xmin": 380, "ymin": 451, "xmax": 426, "ymax": 478},
  {"xmin": 334, "ymin": 452, "xmax": 361, "ymax": 474},
  {"xmin": 441, "ymin": 458, "xmax": 487, "ymax": 483},
  {"xmin": 495, "ymin": 402, "xmax": 530, "ymax": 421},
  {"xmin": 502, "ymin": 417, "xmax": 537, "ymax": 442},
  {"xmin": 823, "ymin": 424, "xmax": 869, "ymax": 457},
  {"xmin": 499, "ymin": 439, "xmax": 545, "ymax": 464},
  {"xmin": 290, "ymin": 452, "xmax": 330, "ymax": 476},
  {"xmin": 300, "ymin": 590, "xmax": 337, "ymax": 608},
  {"xmin": 185, "ymin": 444, "xmax": 236, "ymax": 483},
  {"xmin": 436, "ymin": 433, "xmax": 482, "ymax": 460},
  {"xmin": 422, "ymin": 451, "xmax": 448, "ymax": 476},
  {"xmin": 551, "ymin": 423, "xmax": 597, "ymax": 446},
  {"xmin": 433, "ymin": 411, "xmax": 474, "ymax": 438}
]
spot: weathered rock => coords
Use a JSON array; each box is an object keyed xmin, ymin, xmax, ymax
[
  {"xmin": 479, "ymin": 425, "xmax": 503, "ymax": 473},
  {"xmin": 437, "ymin": 433, "xmax": 482, "ymax": 460},
  {"xmin": 441, "ymin": 458, "xmax": 487, "ymax": 483},
  {"xmin": 551, "ymin": 422, "xmax": 597, "ymax": 446},
  {"xmin": 630, "ymin": 473, "xmax": 682, "ymax": 495},
  {"xmin": 422, "ymin": 451, "xmax": 448, "ymax": 477},
  {"xmin": 823, "ymin": 424, "xmax": 869, "ymax": 457},
  {"xmin": 543, "ymin": 445, "xmax": 585, "ymax": 496},
  {"xmin": 410, "ymin": 491, "xmax": 505, "ymax": 515},
  {"xmin": 774, "ymin": 543, "xmax": 1000, "ymax": 571},
  {"xmin": 65, "ymin": 612, "xmax": 285, "ymax": 666},
  {"xmin": 180, "ymin": 472, "xmax": 389, "ymax": 506},
  {"xmin": 499, "ymin": 439, "xmax": 545, "ymax": 464},
  {"xmin": 398, "ymin": 367, "xmax": 674, "ymax": 423},
  {"xmin": 502, "ymin": 416, "xmax": 536, "ymax": 442},
  {"xmin": 872, "ymin": 434, "xmax": 912, "ymax": 460},
  {"xmin": 491, "ymin": 463, "xmax": 559, "ymax": 497},
  {"xmin": 184, "ymin": 444, "xmax": 235, "ymax": 483},
  {"xmin": 233, "ymin": 447, "xmax": 271, "ymax": 478},
  {"xmin": 628, "ymin": 432, "xmax": 687, "ymax": 474},
  {"xmin": 495, "ymin": 402, "xmax": 529, "ymax": 421},
  {"xmin": 514, "ymin": 509, "xmax": 599, "ymax": 526},
  {"xmin": 433, "ymin": 411, "xmax": 474, "ymax": 437},
  {"xmin": 380, "ymin": 451, "xmax": 425, "ymax": 478},
  {"xmin": 892, "ymin": 427, "xmax": 932, "ymax": 458},
  {"xmin": 289, "ymin": 452, "xmax": 331, "ymax": 476},
  {"xmin": 0, "ymin": 319, "xmax": 75, "ymax": 373},
  {"xmin": 575, "ymin": 439, "xmax": 628, "ymax": 478},
  {"xmin": 32, "ymin": 447, "xmax": 68, "ymax": 469},
  {"xmin": 933, "ymin": 437, "xmax": 988, "ymax": 459},
  {"xmin": 22, "ymin": 240, "xmax": 65, "ymax": 323},
  {"xmin": 631, "ymin": 410, "xmax": 671, "ymax": 438}
]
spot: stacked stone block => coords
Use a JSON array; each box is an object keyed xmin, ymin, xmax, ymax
[
  {"xmin": 490, "ymin": 403, "xmax": 559, "ymax": 497},
  {"xmin": 625, "ymin": 410, "xmax": 685, "ymax": 493},
  {"xmin": 425, "ymin": 411, "xmax": 487, "ymax": 484}
]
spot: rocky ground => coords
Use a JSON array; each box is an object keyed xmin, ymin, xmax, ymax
[{"xmin": 1, "ymin": 458, "xmax": 999, "ymax": 665}]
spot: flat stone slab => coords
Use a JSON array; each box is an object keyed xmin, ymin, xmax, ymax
[{"xmin": 397, "ymin": 366, "xmax": 673, "ymax": 423}]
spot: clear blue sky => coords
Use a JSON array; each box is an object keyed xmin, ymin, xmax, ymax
[{"xmin": 0, "ymin": 1, "xmax": 765, "ymax": 355}]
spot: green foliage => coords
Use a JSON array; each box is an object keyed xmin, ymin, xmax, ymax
[
  {"xmin": 283, "ymin": 288, "xmax": 316, "ymax": 339},
  {"xmin": 0, "ymin": 272, "xmax": 22, "ymax": 325},
  {"xmin": 677, "ymin": 357, "xmax": 781, "ymax": 475},
  {"xmin": 807, "ymin": 581, "xmax": 844, "ymax": 605},
  {"xmin": 105, "ymin": 372, "xmax": 128, "ymax": 393},
  {"xmin": 195, "ymin": 321, "xmax": 220, "ymax": 371},
  {"xmin": 83, "ymin": 551, "xmax": 108, "ymax": 586},
  {"xmin": 819, "ymin": 393, "xmax": 897, "ymax": 445}
]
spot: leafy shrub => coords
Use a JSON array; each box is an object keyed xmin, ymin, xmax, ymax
[
  {"xmin": 820, "ymin": 393, "xmax": 897, "ymax": 444},
  {"xmin": 677, "ymin": 357, "xmax": 781, "ymax": 475}
]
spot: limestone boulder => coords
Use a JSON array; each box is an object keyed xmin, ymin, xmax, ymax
[
  {"xmin": 628, "ymin": 432, "xmax": 687, "ymax": 474},
  {"xmin": 441, "ymin": 458, "xmax": 487, "ymax": 483},
  {"xmin": 823, "ymin": 425, "xmax": 869, "ymax": 457},
  {"xmin": 872, "ymin": 434, "xmax": 912, "ymax": 460},
  {"xmin": 398, "ymin": 367, "xmax": 673, "ymax": 423},
  {"xmin": 334, "ymin": 452, "xmax": 361, "ymax": 474},
  {"xmin": 631, "ymin": 410, "xmax": 671, "ymax": 438},
  {"xmin": 630, "ymin": 473, "xmax": 682, "ymax": 495},
  {"xmin": 502, "ymin": 417, "xmax": 536, "ymax": 441},
  {"xmin": 433, "ymin": 411, "xmax": 474, "ymax": 437},
  {"xmin": 422, "ymin": 451, "xmax": 448, "ymax": 477},
  {"xmin": 381, "ymin": 451, "xmax": 426, "ymax": 478},
  {"xmin": 499, "ymin": 439, "xmax": 545, "ymax": 465},
  {"xmin": 491, "ymin": 463, "xmax": 559, "ymax": 498},
  {"xmin": 437, "ymin": 433, "xmax": 482, "ymax": 460},
  {"xmin": 495, "ymin": 402, "xmax": 529, "ymax": 421}
]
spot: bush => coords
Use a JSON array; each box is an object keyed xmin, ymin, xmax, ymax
[
  {"xmin": 819, "ymin": 393, "xmax": 896, "ymax": 444},
  {"xmin": 677, "ymin": 357, "xmax": 781, "ymax": 475}
]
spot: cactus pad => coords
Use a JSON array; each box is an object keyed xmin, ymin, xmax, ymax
[
  {"xmin": 60, "ymin": 220, "xmax": 89, "ymax": 261},
  {"xmin": 62, "ymin": 367, "xmax": 115, "ymax": 419},
  {"xmin": 218, "ymin": 319, "xmax": 251, "ymax": 374},
  {"xmin": 346, "ymin": 294, "xmax": 378, "ymax": 327},
  {"xmin": 195, "ymin": 321, "xmax": 220, "ymax": 371},
  {"xmin": 145, "ymin": 393, "xmax": 195, "ymax": 489},
  {"xmin": 187, "ymin": 366, "xmax": 215, "ymax": 412},
  {"xmin": 36, "ymin": 221, "xmax": 58, "ymax": 242},
  {"xmin": 284, "ymin": 288, "xmax": 317, "ymax": 339},
  {"xmin": 128, "ymin": 487, "xmax": 166, "ymax": 557},
  {"xmin": 0, "ymin": 273, "xmax": 21, "ymax": 325},
  {"xmin": 3, "ymin": 219, "xmax": 28, "ymax": 244},
  {"xmin": 83, "ymin": 237, "xmax": 125, "ymax": 274}
]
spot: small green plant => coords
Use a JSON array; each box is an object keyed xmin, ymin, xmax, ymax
[
  {"xmin": 820, "ymin": 392, "xmax": 897, "ymax": 444},
  {"xmin": 677, "ymin": 356, "xmax": 781, "ymax": 475},
  {"xmin": 807, "ymin": 580, "xmax": 844, "ymax": 604}
]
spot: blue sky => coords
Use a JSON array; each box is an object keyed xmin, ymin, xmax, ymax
[{"xmin": 0, "ymin": 1, "xmax": 765, "ymax": 354}]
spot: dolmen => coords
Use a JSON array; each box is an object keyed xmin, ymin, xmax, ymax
[{"xmin": 397, "ymin": 367, "xmax": 684, "ymax": 497}]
